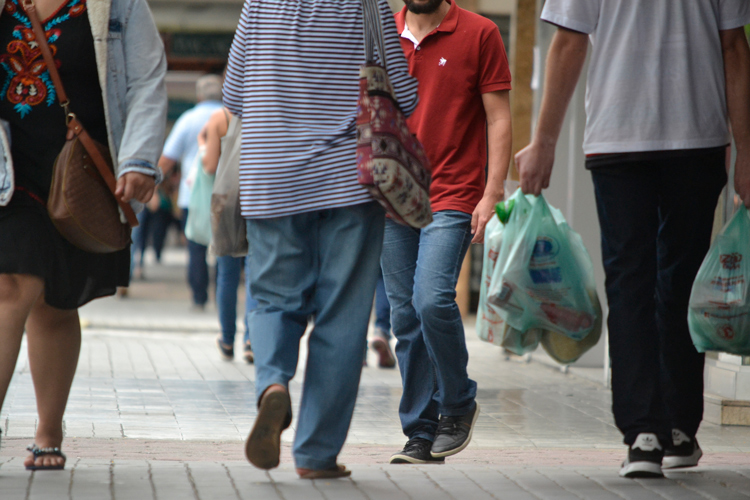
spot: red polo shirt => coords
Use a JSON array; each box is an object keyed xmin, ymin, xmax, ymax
[{"xmin": 395, "ymin": 1, "xmax": 512, "ymax": 215}]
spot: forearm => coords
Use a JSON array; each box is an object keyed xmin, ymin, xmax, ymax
[
  {"xmin": 485, "ymin": 117, "xmax": 512, "ymax": 200},
  {"xmin": 202, "ymin": 134, "xmax": 221, "ymax": 175},
  {"xmin": 533, "ymin": 28, "xmax": 588, "ymax": 146},
  {"xmin": 723, "ymin": 29, "xmax": 750, "ymax": 153}
]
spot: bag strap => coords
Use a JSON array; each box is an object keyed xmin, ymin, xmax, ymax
[
  {"xmin": 22, "ymin": 0, "xmax": 138, "ymax": 228},
  {"xmin": 361, "ymin": 0, "xmax": 387, "ymax": 69}
]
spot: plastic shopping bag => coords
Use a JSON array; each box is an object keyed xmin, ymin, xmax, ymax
[
  {"xmin": 185, "ymin": 155, "xmax": 215, "ymax": 247},
  {"xmin": 211, "ymin": 117, "xmax": 248, "ymax": 257},
  {"xmin": 688, "ymin": 206, "xmax": 750, "ymax": 355},
  {"xmin": 488, "ymin": 191, "xmax": 598, "ymax": 342},
  {"xmin": 476, "ymin": 193, "xmax": 542, "ymax": 355}
]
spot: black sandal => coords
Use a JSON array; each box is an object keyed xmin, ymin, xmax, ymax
[{"xmin": 26, "ymin": 444, "xmax": 66, "ymax": 471}]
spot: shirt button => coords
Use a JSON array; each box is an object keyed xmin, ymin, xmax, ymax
[{"xmin": 416, "ymin": 46, "xmax": 421, "ymax": 51}]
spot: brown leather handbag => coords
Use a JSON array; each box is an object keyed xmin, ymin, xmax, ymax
[{"xmin": 24, "ymin": 0, "xmax": 138, "ymax": 253}]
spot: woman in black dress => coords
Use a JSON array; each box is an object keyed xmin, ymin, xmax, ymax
[{"xmin": 0, "ymin": 0, "xmax": 166, "ymax": 469}]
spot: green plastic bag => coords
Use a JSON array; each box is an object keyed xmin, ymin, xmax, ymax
[
  {"xmin": 688, "ymin": 206, "xmax": 750, "ymax": 355},
  {"xmin": 476, "ymin": 190, "xmax": 542, "ymax": 355},
  {"xmin": 185, "ymin": 155, "xmax": 215, "ymax": 246},
  {"xmin": 488, "ymin": 190, "xmax": 597, "ymax": 341}
]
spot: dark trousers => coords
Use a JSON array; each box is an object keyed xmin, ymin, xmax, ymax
[
  {"xmin": 589, "ymin": 148, "xmax": 726, "ymax": 446},
  {"xmin": 181, "ymin": 208, "xmax": 209, "ymax": 306}
]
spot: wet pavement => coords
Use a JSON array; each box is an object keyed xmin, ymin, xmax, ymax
[{"xmin": 1, "ymin": 248, "xmax": 750, "ymax": 499}]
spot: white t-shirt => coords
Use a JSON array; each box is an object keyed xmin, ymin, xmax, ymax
[{"xmin": 541, "ymin": 0, "xmax": 750, "ymax": 154}]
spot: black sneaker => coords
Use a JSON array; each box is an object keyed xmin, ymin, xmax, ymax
[
  {"xmin": 430, "ymin": 402, "xmax": 480, "ymax": 458},
  {"xmin": 216, "ymin": 337, "xmax": 234, "ymax": 361},
  {"xmin": 389, "ymin": 438, "xmax": 445, "ymax": 464},
  {"xmin": 663, "ymin": 429, "xmax": 702, "ymax": 469},
  {"xmin": 619, "ymin": 433, "xmax": 664, "ymax": 478}
]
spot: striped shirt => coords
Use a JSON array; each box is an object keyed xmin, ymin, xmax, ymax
[{"xmin": 223, "ymin": 0, "xmax": 419, "ymax": 219}]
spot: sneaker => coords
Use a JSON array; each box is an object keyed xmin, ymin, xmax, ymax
[
  {"xmin": 430, "ymin": 402, "xmax": 480, "ymax": 458},
  {"xmin": 216, "ymin": 337, "xmax": 234, "ymax": 361},
  {"xmin": 242, "ymin": 342, "xmax": 254, "ymax": 364},
  {"xmin": 663, "ymin": 429, "xmax": 702, "ymax": 469},
  {"xmin": 389, "ymin": 438, "xmax": 445, "ymax": 464},
  {"xmin": 370, "ymin": 329, "xmax": 396, "ymax": 368},
  {"xmin": 619, "ymin": 433, "xmax": 664, "ymax": 478}
]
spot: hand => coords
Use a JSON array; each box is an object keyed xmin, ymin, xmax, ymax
[
  {"xmin": 735, "ymin": 149, "xmax": 750, "ymax": 208},
  {"xmin": 515, "ymin": 140, "xmax": 556, "ymax": 195},
  {"xmin": 115, "ymin": 172, "xmax": 156, "ymax": 204},
  {"xmin": 471, "ymin": 192, "xmax": 503, "ymax": 244}
]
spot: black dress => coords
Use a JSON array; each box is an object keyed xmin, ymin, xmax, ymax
[{"xmin": 0, "ymin": 0, "xmax": 129, "ymax": 309}]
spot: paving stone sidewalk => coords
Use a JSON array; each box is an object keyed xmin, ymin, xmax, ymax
[{"xmin": 1, "ymin": 249, "xmax": 750, "ymax": 499}]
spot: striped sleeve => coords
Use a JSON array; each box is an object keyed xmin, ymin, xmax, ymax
[
  {"xmin": 223, "ymin": 0, "xmax": 249, "ymax": 117},
  {"xmin": 223, "ymin": 0, "xmax": 419, "ymax": 219}
]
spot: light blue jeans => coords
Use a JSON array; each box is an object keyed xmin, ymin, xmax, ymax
[
  {"xmin": 217, "ymin": 255, "xmax": 258, "ymax": 346},
  {"xmin": 246, "ymin": 202, "xmax": 384, "ymax": 470},
  {"xmin": 381, "ymin": 210, "xmax": 477, "ymax": 441}
]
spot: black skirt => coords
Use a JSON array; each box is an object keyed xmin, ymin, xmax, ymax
[{"xmin": 0, "ymin": 189, "xmax": 130, "ymax": 310}]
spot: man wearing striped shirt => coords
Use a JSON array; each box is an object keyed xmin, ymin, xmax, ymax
[
  {"xmin": 383, "ymin": 0, "xmax": 512, "ymax": 464},
  {"xmin": 223, "ymin": 0, "xmax": 418, "ymax": 479}
]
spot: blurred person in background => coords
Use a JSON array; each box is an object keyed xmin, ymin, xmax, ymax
[
  {"xmin": 223, "ymin": 0, "xmax": 418, "ymax": 479},
  {"xmin": 0, "ymin": 0, "xmax": 166, "ymax": 469},
  {"xmin": 516, "ymin": 0, "xmax": 750, "ymax": 478},
  {"xmin": 158, "ymin": 74, "xmax": 224, "ymax": 311},
  {"xmin": 199, "ymin": 107, "xmax": 257, "ymax": 364}
]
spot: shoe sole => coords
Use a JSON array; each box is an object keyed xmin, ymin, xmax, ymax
[
  {"xmin": 430, "ymin": 402, "xmax": 480, "ymax": 458},
  {"xmin": 245, "ymin": 391, "xmax": 290, "ymax": 469},
  {"xmin": 389, "ymin": 454, "xmax": 445, "ymax": 465},
  {"xmin": 370, "ymin": 338, "xmax": 396, "ymax": 368},
  {"xmin": 619, "ymin": 461, "xmax": 664, "ymax": 478},
  {"xmin": 663, "ymin": 449, "xmax": 702, "ymax": 469}
]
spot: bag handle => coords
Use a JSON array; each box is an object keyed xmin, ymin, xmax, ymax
[
  {"xmin": 22, "ymin": 0, "xmax": 138, "ymax": 228},
  {"xmin": 361, "ymin": 0, "xmax": 387, "ymax": 70}
]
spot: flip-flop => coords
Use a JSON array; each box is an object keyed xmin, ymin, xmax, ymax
[
  {"xmin": 25, "ymin": 444, "xmax": 66, "ymax": 471},
  {"xmin": 245, "ymin": 389, "xmax": 291, "ymax": 469},
  {"xmin": 297, "ymin": 464, "xmax": 351, "ymax": 479}
]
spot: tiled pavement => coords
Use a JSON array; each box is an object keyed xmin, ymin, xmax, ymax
[{"xmin": 1, "ymin": 250, "xmax": 750, "ymax": 498}]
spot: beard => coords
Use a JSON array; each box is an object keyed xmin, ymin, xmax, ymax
[{"xmin": 403, "ymin": 0, "xmax": 444, "ymax": 15}]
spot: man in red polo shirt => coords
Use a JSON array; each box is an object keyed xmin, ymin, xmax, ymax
[{"xmin": 381, "ymin": 0, "xmax": 512, "ymax": 464}]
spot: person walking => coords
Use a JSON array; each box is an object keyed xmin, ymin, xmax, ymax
[
  {"xmin": 158, "ymin": 74, "xmax": 224, "ymax": 311},
  {"xmin": 0, "ymin": 0, "xmax": 166, "ymax": 469},
  {"xmin": 199, "ymin": 107, "xmax": 257, "ymax": 364},
  {"xmin": 223, "ymin": 0, "xmax": 418, "ymax": 478},
  {"xmin": 515, "ymin": 0, "xmax": 750, "ymax": 478},
  {"xmin": 383, "ymin": 0, "xmax": 512, "ymax": 465}
]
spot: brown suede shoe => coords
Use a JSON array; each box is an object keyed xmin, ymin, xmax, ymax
[{"xmin": 245, "ymin": 387, "xmax": 291, "ymax": 469}]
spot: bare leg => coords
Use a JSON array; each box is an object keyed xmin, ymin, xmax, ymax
[
  {"xmin": 0, "ymin": 274, "xmax": 44, "ymax": 417},
  {"xmin": 23, "ymin": 295, "xmax": 81, "ymax": 469}
]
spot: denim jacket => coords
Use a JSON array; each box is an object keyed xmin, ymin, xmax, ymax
[{"xmin": 0, "ymin": 0, "xmax": 167, "ymax": 208}]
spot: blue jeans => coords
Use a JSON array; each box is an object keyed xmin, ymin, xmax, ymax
[
  {"xmin": 374, "ymin": 271, "xmax": 391, "ymax": 336},
  {"xmin": 246, "ymin": 202, "xmax": 384, "ymax": 470},
  {"xmin": 130, "ymin": 209, "xmax": 151, "ymax": 278},
  {"xmin": 217, "ymin": 255, "xmax": 258, "ymax": 345},
  {"xmin": 181, "ymin": 208, "xmax": 209, "ymax": 306},
  {"xmin": 590, "ymin": 149, "xmax": 726, "ymax": 446},
  {"xmin": 381, "ymin": 210, "xmax": 477, "ymax": 441}
]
